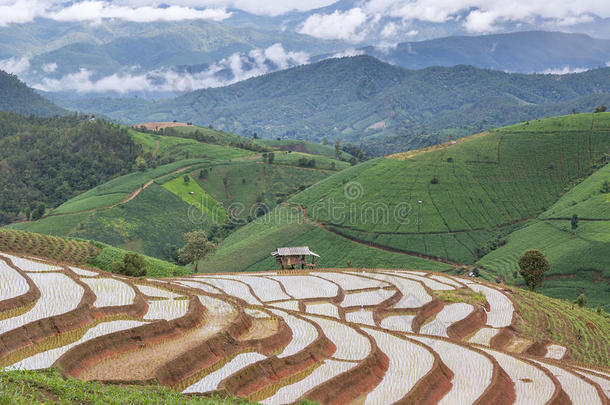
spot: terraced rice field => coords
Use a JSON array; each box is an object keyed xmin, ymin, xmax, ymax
[{"xmin": 0, "ymin": 252, "xmax": 608, "ymax": 404}]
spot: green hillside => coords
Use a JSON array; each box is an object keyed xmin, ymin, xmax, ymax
[
  {"xmin": 0, "ymin": 112, "xmax": 140, "ymax": 225},
  {"xmin": 201, "ymin": 205, "xmax": 453, "ymax": 273},
  {"xmin": 0, "ymin": 70, "xmax": 66, "ymax": 117},
  {"xmin": 480, "ymin": 159, "xmax": 610, "ymax": 310},
  {"xmin": 204, "ymin": 113, "xmax": 610, "ymax": 308},
  {"xmin": 84, "ymin": 56, "xmax": 610, "ymax": 156},
  {"xmin": 9, "ymin": 129, "xmax": 350, "ymax": 260},
  {"xmin": 0, "ymin": 368, "xmax": 249, "ymax": 405}
]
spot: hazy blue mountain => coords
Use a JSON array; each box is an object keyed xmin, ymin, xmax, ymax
[
  {"xmin": 1, "ymin": 19, "xmax": 346, "ymax": 82},
  {"xmin": 53, "ymin": 56, "xmax": 610, "ymax": 155},
  {"xmin": 0, "ymin": 70, "xmax": 66, "ymax": 117},
  {"xmin": 360, "ymin": 31, "xmax": 610, "ymax": 73}
]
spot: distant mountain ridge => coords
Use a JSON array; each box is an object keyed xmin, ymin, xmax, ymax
[
  {"xmin": 360, "ymin": 31, "xmax": 610, "ymax": 73},
  {"xmin": 0, "ymin": 70, "xmax": 66, "ymax": 117},
  {"xmin": 65, "ymin": 55, "xmax": 610, "ymax": 156}
]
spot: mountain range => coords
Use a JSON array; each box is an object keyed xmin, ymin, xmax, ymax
[{"xmin": 48, "ymin": 55, "xmax": 610, "ymax": 156}]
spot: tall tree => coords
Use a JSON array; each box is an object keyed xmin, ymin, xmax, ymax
[
  {"xmin": 178, "ymin": 230, "xmax": 217, "ymax": 273},
  {"xmin": 518, "ymin": 249, "xmax": 550, "ymax": 291}
]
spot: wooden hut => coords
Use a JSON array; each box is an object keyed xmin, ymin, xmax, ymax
[{"xmin": 271, "ymin": 246, "xmax": 319, "ymax": 270}]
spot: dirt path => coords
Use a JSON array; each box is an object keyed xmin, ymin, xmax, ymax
[
  {"xmin": 45, "ymin": 165, "xmax": 197, "ymax": 218},
  {"xmin": 152, "ymin": 140, "xmax": 161, "ymax": 157}
]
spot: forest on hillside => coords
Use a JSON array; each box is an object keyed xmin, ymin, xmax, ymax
[{"xmin": 0, "ymin": 113, "xmax": 142, "ymax": 224}]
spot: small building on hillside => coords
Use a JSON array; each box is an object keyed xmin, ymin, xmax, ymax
[{"xmin": 271, "ymin": 246, "xmax": 319, "ymax": 270}]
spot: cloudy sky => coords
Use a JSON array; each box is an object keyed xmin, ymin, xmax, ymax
[{"xmin": 1, "ymin": 0, "xmax": 609, "ymax": 36}]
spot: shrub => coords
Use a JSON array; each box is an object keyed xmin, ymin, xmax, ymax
[
  {"xmin": 430, "ymin": 177, "xmax": 439, "ymax": 184},
  {"xmin": 111, "ymin": 253, "xmax": 147, "ymax": 277},
  {"xmin": 518, "ymin": 249, "xmax": 550, "ymax": 291},
  {"xmin": 574, "ymin": 293, "xmax": 587, "ymax": 307}
]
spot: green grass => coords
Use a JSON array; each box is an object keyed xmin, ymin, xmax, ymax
[
  {"xmin": 131, "ymin": 130, "xmax": 252, "ymax": 161},
  {"xmin": 88, "ymin": 239, "xmax": 187, "ymax": 278},
  {"xmin": 163, "ymin": 175, "xmax": 227, "ymax": 225},
  {"xmin": 271, "ymin": 151, "xmax": 350, "ymax": 171},
  {"xmin": 479, "ymin": 163, "xmax": 610, "ymax": 311},
  {"xmin": 0, "ymin": 368, "xmax": 253, "ymax": 405},
  {"xmin": 258, "ymin": 139, "xmax": 353, "ymax": 160},
  {"xmin": 291, "ymin": 113, "xmax": 610, "ymax": 265},
  {"xmin": 0, "ymin": 228, "xmax": 185, "ymax": 278},
  {"xmin": 193, "ymin": 162, "xmax": 334, "ymax": 221},
  {"xmin": 511, "ymin": 287, "xmax": 610, "ymax": 366},
  {"xmin": 51, "ymin": 159, "xmax": 205, "ymax": 215},
  {"xmin": 201, "ymin": 206, "xmax": 452, "ymax": 273}
]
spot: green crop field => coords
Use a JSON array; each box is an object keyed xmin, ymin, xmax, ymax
[
  {"xmin": 163, "ymin": 175, "xmax": 227, "ymax": 225},
  {"xmin": 201, "ymin": 205, "xmax": 452, "ymax": 273},
  {"xmin": 0, "ymin": 229, "xmax": 186, "ymax": 278},
  {"xmin": 192, "ymin": 161, "xmax": 336, "ymax": 221},
  {"xmin": 270, "ymin": 150, "xmax": 351, "ymax": 171},
  {"xmin": 258, "ymin": 139, "xmax": 353, "ymax": 160},
  {"xmin": 51, "ymin": 159, "xmax": 205, "ymax": 215},
  {"xmin": 0, "ymin": 368, "xmax": 253, "ymax": 405},
  {"xmin": 291, "ymin": 113, "xmax": 610, "ymax": 265},
  {"xmin": 131, "ymin": 130, "xmax": 252, "ymax": 161},
  {"xmin": 479, "ymin": 160, "xmax": 610, "ymax": 310}
]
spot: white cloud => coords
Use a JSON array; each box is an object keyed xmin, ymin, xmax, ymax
[
  {"xmin": 49, "ymin": 1, "xmax": 230, "ymax": 23},
  {"xmin": 329, "ymin": 48, "xmax": 365, "ymax": 58},
  {"xmin": 32, "ymin": 43, "xmax": 309, "ymax": 94},
  {"xmin": 0, "ymin": 57, "xmax": 30, "ymax": 75},
  {"xmin": 381, "ymin": 22, "xmax": 398, "ymax": 38},
  {"xmin": 120, "ymin": 0, "xmax": 337, "ymax": 16},
  {"xmin": 363, "ymin": 0, "xmax": 610, "ymax": 34},
  {"xmin": 41, "ymin": 62, "xmax": 57, "ymax": 73},
  {"xmin": 0, "ymin": 0, "xmax": 230, "ymax": 25},
  {"xmin": 298, "ymin": 8, "xmax": 369, "ymax": 42},
  {"xmin": 539, "ymin": 66, "xmax": 590, "ymax": 74}
]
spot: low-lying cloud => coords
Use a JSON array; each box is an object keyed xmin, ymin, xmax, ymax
[
  {"xmin": 298, "ymin": 8, "xmax": 369, "ymax": 42},
  {"xmin": 0, "ymin": 57, "xmax": 31, "ymax": 75},
  {"xmin": 539, "ymin": 66, "xmax": 590, "ymax": 75},
  {"xmin": 0, "ymin": 0, "xmax": 230, "ymax": 25},
  {"xmin": 31, "ymin": 43, "xmax": 309, "ymax": 94}
]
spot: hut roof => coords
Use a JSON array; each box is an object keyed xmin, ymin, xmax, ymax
[{"xmin": 271, "ymin": 246, "xmax": 320, "ymax": 257}]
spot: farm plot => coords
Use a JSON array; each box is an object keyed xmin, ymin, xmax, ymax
[
  {"xmin": 345, "ymin": 310, "xmax": 376, "ymax": 326},
  {"xmin": 384, "ymin": 271, "xmax": 455, "ymax": 291},
  {"xmin": 305, "ymin": 303, "xmax": 340, "ymax": 319},
  {"xmin": 419, "ymin": 303, "xmax": 473, "ymax": 337},
  {"xmin": 411, "ymin": 336, "xmax": 493, "ymax": 405},
  {"xmin": 380, "ymin": 314, "xmax": 416, "ymax": 333},
  {"xmin": 465, "ymin": 282, "xmax": 514, "ymax": 328},
  {"xmin": 1, "ymin": 254, "xmax": 61, "ymax": 272},
  {"xmin": 81, "ymin": 278, "xmax": 136, "ymax": 307},
  {"xmin": 362, "ymin": 327, "xmax": 434, "ymax": 404},
  {"xmin": 340, "ymin": 289, "xmax": 395, "ymax": 308},
  {"xmin": 532, "ymin": 360, "xmax": 603, "ymax": 405},
  {"xmin": 481, "ymin": 348, "xmax": 556, "ymax": 405},
  {"xmin": 183, "ymin": 352, "xmax": 267, "ymax": 394},
  {"xmin": 261, "ymin": 360, "xmax": 356, "ymax": 405},
  {"xmin": 268, "ymin": 275, "xmax": 339, "ymax": 300},
  {"xmin": 143, "ymin": 298, "xmax": 190, "ymax": 321},
  {"xmin": 304, "ymin": 315, "xmax": 371, "ymax": 361},
  {"xmin": 0, "ymin": 260, "xmax": 29, "ymax": 302},
  {"xmin": 468, "ymin": 327, "xmax": 500, "ymax": 346},
  {"xmin": 0, "ymin": 273, "xmax": 84, "ymax": 334},
  {"xmin": 269, "ymin": 309, "xmax": 318, "ymax": 358},
  {"xmin": 136, "ymin": 284, "xmax": 183, "ymax": 299},
  {"xmin": 354, "ymin": 273, "xmax": 431, "ymax": 309},
  {"xmin": 2, "ymin": 252, "xmax": 605, "ymax": 404},
  {"xmin": 7, "ymin": 320, "xmax": 147, "ymax": 370},
  {"xmin": 312, "ymin": 272, "xmax": 390, "ymax": 290},
  {"xmin": 217, "ymin": 275, "xmax": 291, "ymax": 302}
]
